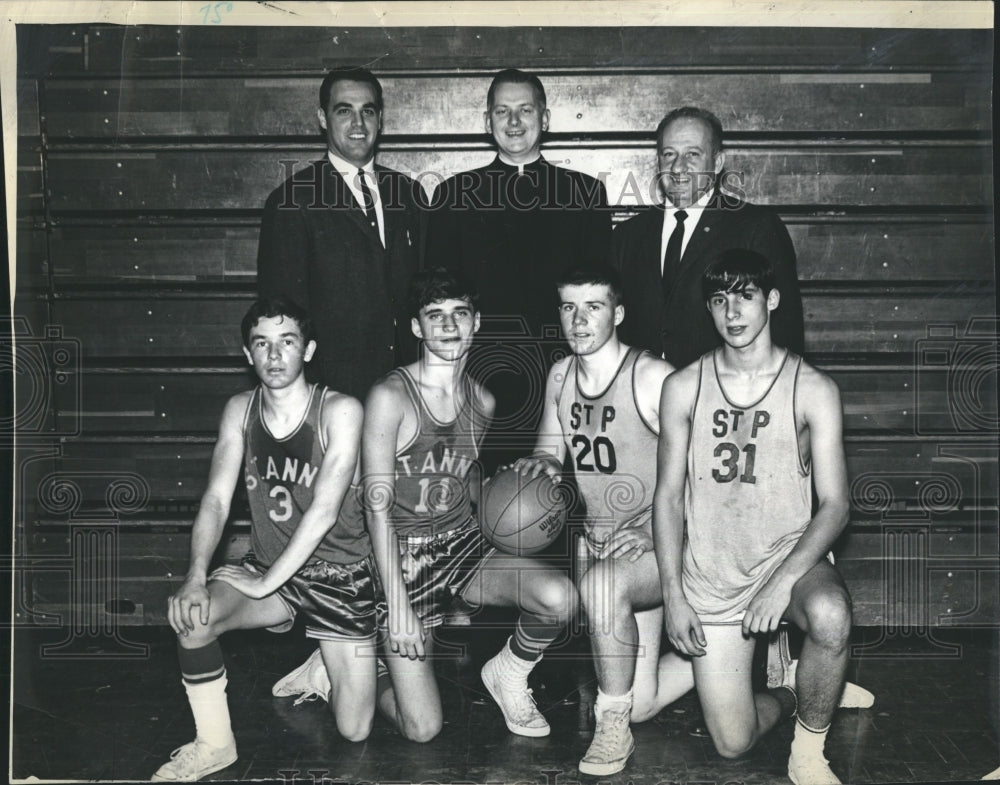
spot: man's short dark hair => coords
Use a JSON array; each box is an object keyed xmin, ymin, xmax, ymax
[
  {"xmin": 408, "ymin": 268, "xmax": 480, "ymax": 319},
  {"xmin": 656, "ymin": 106, "xmax": 724, "ymax": 157},
  {"xmin": 320, "ymin": 67, "xmax": 384, "ymax": 113},
  {"xmin": 241, "ymin": 297, "xmax": 315, "ymax": 348},
  {"xmin": 701, "ymin": 249, "xmax": 777, "ymax": 301},
  {"xmin": 556, "ymin": 263, "xmax": 624, "ymax": 307},
  {"xmin": 487, "ymin": 68, "xmax": 547, "ymax": 109}
]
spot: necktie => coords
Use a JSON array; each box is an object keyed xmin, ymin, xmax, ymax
[
  {"xmin": 662, "ymin": 209, "xmax": 688, "ymax": 296},
  {"xmin": 357, "ymin": 168, "xmax": 378, "ymax": 233}
]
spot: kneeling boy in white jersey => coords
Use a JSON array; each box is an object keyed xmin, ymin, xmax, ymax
[{"xmin": 654, "ymin": 249, "xmax": 853, "ymax": 785}]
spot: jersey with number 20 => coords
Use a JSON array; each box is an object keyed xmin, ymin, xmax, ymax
[{"xmin": 557, "ymin": 347, "xmax": 659, "ymax": 546}]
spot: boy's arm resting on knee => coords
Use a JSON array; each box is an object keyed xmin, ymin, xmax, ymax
[
  {"xmin": 170, "ymin": 393, "xmax": 249, "ymax": 635},
  {"xmin": 514, "ymin": 360, "xmax": 569, "ymax": 481},
  {"xmin": 744, "ymin": 369, "xmax": 851, "ymax": 634},
  {"xmin": 653, "ymin": 370, "xmax": 706, "ymax": 656},
  {"xmin": 211, "ymin": 393, "xmax": 364, "ymax": 599},
  {"xmin": 364, "ymin": 382, "xmax": 426, "ymax": 660}
]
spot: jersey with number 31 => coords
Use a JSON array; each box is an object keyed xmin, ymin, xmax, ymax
[
  {"xmin": 683, "ymin": 350, "xmax": 812, "ymax": 623},
  {"xmin": 243, "ymin": 384, "xmax": 370, "ymax": 566}
]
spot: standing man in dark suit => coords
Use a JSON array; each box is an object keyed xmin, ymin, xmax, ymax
[
  {"xmin": 613, "ymin": 106, "xmax": 804, "ymax": 369},
  {"xmin": 257, "ymin": 68, "xmax": 422, "ymax": 400},
  {"xmin": 425, "ymin": 68, "xmax": 611, "ymax": 469}
]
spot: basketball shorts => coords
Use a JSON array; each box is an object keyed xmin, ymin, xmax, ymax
[
  {"xmin": 378, "ymin": 518, "xmax": 495, "ymax": 630},
  {"xmin": 241, "ymin": 552, "xmax": 382, "ymax": 642}
]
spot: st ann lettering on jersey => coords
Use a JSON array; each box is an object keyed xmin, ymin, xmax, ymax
[
  {"xmin": 396, "ymin": 443, "xmax": 474, "ymax": 479},
  {"xmin": 245, "ymin": 454, "xmax": 319, "ymax": 491}
]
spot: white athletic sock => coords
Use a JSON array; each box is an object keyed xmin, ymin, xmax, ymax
[
  {"xmin": 497, "ymin": 637, "xmax": 538, "ymax": 680},
  {"xmin": 595, "ymin": 687, "xmax": 633, "ymax": 717},
  {"xmin": 790, "ymin": 717, "xmax": 830, "ymax": 760},
  {"xmin": 183, "ymin": 674, "xmax": 236, "ymax": 749}
]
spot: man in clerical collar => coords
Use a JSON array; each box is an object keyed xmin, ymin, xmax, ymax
[{"xmin": 425, "ymin": 68, "xmax": 611, "ymax": 471}]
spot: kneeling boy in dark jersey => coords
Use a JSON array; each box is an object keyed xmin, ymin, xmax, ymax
[
  {"xmin": 152, "ymin": 298, "xmax": 378, "ymax": 781},
  {"xmin": 272, "ymin": 269, "xmax": 579, "ymax": 741}
]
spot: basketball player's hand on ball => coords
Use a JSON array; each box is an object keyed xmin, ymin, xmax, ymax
[
  {"xmin": 209, "ymin": 564, "xmax": 271, "ymax": 600},
  {"xmin": 742, "ymin": 574, "xmax": 793, "ymax": 636},
  {"xmin": 600, "ymin": 527, "xmax": 653, "ymax": 562},
  {"xmin": 510, "ymin": 454, "xmax": 561, "ymax": 483},
  {"xmin": 168, "ymin": 577, "xmax": 211, "ymax": 636},
  {"xmin": 664, "ymin": 597, "xmax": 707, "ymax": 657},
  {"xmin": 388, "ymin": 604, "xmax": 426, "ymax": 660}
]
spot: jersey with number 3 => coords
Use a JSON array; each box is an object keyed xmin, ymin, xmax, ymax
[
  {"xmin": 683, "ymin": 350, "xmax": 811, "ymax": 623},
  {"xmin": 557, "ymin": 347, "xmax": 659, "ymax": 545},
  {"xmin": 243, "ymin": 384, "xmax": 369, "ymax": 566}
]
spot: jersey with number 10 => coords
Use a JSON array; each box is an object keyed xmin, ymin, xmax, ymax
[
  {"xmin": 683, "ymin": 350, "xmax": 812, "ymax": 623},
  {"xmin": 388, "ymin": 369, "xmax": 486, "ymax": 536},
  {"xmin": 557, "ymin": 347, "xmax": 659, "ymax": 545},
  {"xmin": 243, "ymin": 384, "xmax": 370, "ymax": 566}
]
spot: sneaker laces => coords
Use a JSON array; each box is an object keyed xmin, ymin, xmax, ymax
[
  {"xmin": 501, "ymin": 681, "xmax": 545, "ymax": 725},
  {"xmin": 585, "ymin": 708, "xmax": 631, "ymax": 759},
  {"xmin": 163, "ymin": 741, "xmax": 216, "ymax": 778}
]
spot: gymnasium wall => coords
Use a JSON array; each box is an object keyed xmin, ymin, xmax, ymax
[{"xmin": 13, "ymin": 25, "xmax": 997, "ymax": 631}]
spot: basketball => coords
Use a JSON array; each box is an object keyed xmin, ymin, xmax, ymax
[{"xmin": 479, "ymin": 467, "xmax": 568, "ymax": 556}]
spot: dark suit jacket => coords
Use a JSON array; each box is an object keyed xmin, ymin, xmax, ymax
[
  {"xmin": 612, "ymin": 190, "xmax": 804, "ymax": 369},
  {"xmin": 425, "ymin": 156, "xmax": 611, "ymax": 338},
  {"xmin": 425, "ymin": 156, "xmax": 611, "ymax": 468},
  {"xmin": 257, "ymin": 159, "xmax": 423, "ymax": 399}
]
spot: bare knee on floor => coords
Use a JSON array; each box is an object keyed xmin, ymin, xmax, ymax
[
  {"xmin": 711, "ymin": 727, "xmax": 756, "ymax": 760},
  {"xmin": 335, "ymin": 713, "xmax": 373, "ymax": 743},
  {"xmin": 398, "ymin": 706, "xmax": 443, "ymax": 743},
  {"xmin": 629, "ymin": 698, "xmax": 659, "ymax": 724}
]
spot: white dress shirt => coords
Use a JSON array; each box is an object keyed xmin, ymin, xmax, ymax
[
  {"xmin": 327, "ymin": 150, "xmax": 385, "ymax": 247},
  {"xmin": 659, "ymin": 189, "xmax": 714, "ymax": 275}
]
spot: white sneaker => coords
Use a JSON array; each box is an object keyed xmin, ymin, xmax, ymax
[
  {"xmin": 839, "ymin": 679, "xmax": 875, "ymax": 709},
  {"xmin": 578, "ymin": 705, "xmax": 634, "ymax": 776},
  {"xmin": 480, "ymin": 648, "xmax": 550, "ymax": 737},
  {"xmin": 271, "ymin": 648, "xmax": 330, "ymax": 705},
  {"xmin": 151, "ymin": 738, "xmax": 237, "ymax": 781},
  {"xmin": 783, "ymin": 660, "xmax": 875, "ymax": 709},
  {"xmin": 788, "ymin": 750, "xmax": 841, "ymax": 785}
]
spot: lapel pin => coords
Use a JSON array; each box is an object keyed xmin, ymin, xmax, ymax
[{"xmin": 406, "ymin": 229, "xmax": 412, "ymax": 246}]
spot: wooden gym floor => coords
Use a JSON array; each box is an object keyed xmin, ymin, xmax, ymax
[{"xmin": 10, "ymin": 621, "xmax": 1000, "ymax": 784}]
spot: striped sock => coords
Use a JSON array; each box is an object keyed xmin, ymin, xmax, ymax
[
  {"xmin": 178, "ymin": 640, "xmax": 225, "ymax": 685},
  {"xmin": 178, "ymin": 641, "xmax": 234, "ymax": 749},
  {"xmin": 509, "ymin": 613, "xmax": 563, "ymax": 662}
]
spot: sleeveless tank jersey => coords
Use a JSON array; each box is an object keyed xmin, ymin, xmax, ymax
[
  {"xmin": 388, "ymin": 369, "xmax": 485, "ymax": 537},
  {"xmin": 683, "ymin": 350, "xmax": 812, "ymax": 623},
  {"xmin": 557, "ymin": 347, "xmax": 659, "ymax": 544},
  {"xmin": 682, "ymin": 352, "xmax": 812, "ymax": 624},
  {"xmin": 243, "ymin": 384, "xmax": 370, "ymax": 566}
]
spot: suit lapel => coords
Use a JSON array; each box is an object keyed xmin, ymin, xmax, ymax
[
  {"xmin": 323, "ymin": 164, "xmax": 369, "ymax": 230},
  {"xmin": 643, "ymin": 206, "xmax": 667, "ymax": 293},
  {"xmin": 675, "ymin": 190, "xmax": 729, "ymax": 280},
  {"xmin": 376, "ymin": 167, "xmax": 403, "ymax": 250}
]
